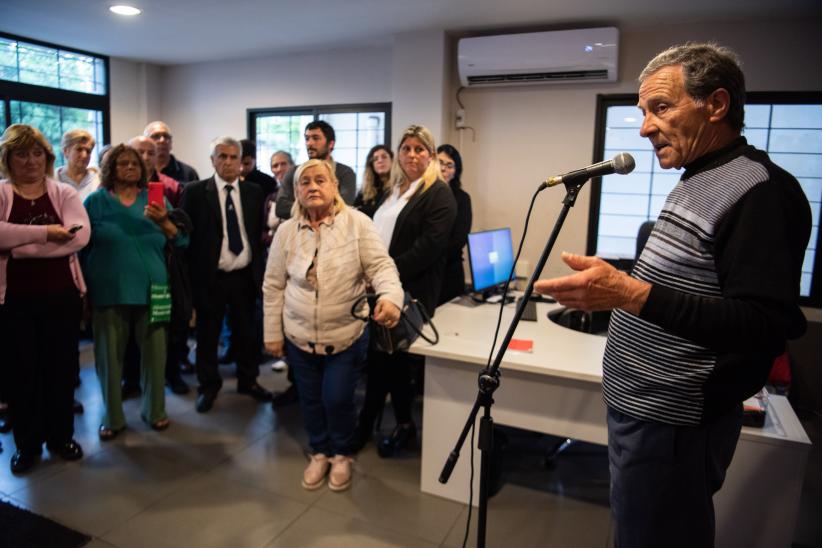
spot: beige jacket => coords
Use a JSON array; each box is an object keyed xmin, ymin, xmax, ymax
[{"xmin": 263, "ymin": 207, "xmax": 404, "ymax": 355}]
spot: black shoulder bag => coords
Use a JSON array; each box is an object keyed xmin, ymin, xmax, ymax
[{"xmin": 351, "ymin": 292, "xmax": 439, "ymax": 354}]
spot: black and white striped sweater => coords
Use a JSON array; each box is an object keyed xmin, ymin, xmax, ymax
[{"xmin": 603, "ymin": 138, "xmax": 811, "ymax": 426}]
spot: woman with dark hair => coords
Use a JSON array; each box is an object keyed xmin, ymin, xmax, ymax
[
  {"xmin": 0, "ymin": 124, "xmax": 90, "ymax": 474},
  {"xmin": 437, "ymin": 144, "xmax": 472, "ymax": 304},
  {"xmin": 355, "ymin": 125, "xmax": 457, "ymax": 457},
  {"xmin": 83, "ymin": 144, "xmax": 188, "ymax": 440},
  {"xmin": 354, "ymin": 145, "xmax": 393, "ymax": 219}
]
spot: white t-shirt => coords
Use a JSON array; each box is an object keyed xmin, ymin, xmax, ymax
[{"xmin": 373, "ymin": 178, "xmax": 421, "ymax": 248}]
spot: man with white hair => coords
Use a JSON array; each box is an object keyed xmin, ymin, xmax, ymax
[{"xmin": 181, "ymin": 137, "xmax": 272, "ymax": 413}]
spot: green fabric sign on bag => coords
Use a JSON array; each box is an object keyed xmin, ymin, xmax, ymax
[{"xmin": 149, "ymin": 283, "xmax": 172, "ymax": 324}]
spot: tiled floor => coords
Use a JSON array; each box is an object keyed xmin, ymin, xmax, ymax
[
  {"xmin": 0, "ymin": 345, "xmax": 614, "ymax": 548},
  {"xmin": 1, "ymin": 343, "xmax": 819, "ymax": 547}
]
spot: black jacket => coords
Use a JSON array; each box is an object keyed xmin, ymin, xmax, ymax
[
  {"xmin": 180, "ymin": 177, "xmax": 265, "ymax": 308},
  {"xmin": 388, "ymin": 180, "xmax": 457, "ymax": 316}
]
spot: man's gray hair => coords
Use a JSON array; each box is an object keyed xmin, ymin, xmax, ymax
[
  {"xmin": 639, "ymin": 42, "xmax": 746, "ymax": 132},
  {"xmin": 271, "ymin": 150, "xmax": 294, "ymax": 163},
  {"xmin": 209, "ymin": 136, "xmax": 241, "ymax": 158}
]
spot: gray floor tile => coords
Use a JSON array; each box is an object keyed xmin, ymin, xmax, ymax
[
  {"xmin": 212, "ymin": 430, "xmax": 327, "ymax": 505},
  {"xmin": 264, "ymin": 506, "xmax": 438, "ymax": 548},
  {"xmin": 312, "ymin": 453, "xmax": 464, "ymax": 545},
  {"xmin": 102, "ymin": 473, "xmax": 307, "ymax": 548},
  {"xmin": 441, "ymin": 483, "xmax": 612, "ymax": 548},
  {"xmin": 12, "ymin": 445, "xmax": 201, "ymax": 537}
]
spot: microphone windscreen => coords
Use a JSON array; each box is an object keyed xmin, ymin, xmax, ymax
[{"xmin": 613, "ymin": 153, "xmax": 636, "ymax": 175}]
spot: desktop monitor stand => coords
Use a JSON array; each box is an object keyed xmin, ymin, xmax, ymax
[{"xmin": 474, "ymin": 284, "xmax": 514, "ymax": 304}]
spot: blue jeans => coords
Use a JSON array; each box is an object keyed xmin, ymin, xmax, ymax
[
  {"xmin": 607, "ymin": 404, "xmax": 742, "ymax": 548},
  {"xmin": 286, "ymin": 329, "xmax": 369, "ymax": 456}
]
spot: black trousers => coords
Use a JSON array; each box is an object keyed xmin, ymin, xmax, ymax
[
  {"xmin": 0, "ymin": 290, "xmax": 80, "ymax": 453},
  {"xmin": 358, "ymin": 350, "xmax": 419, "ymax": 432},
  {"xmin": 195, "ymin": 268, "xmax": 258, "ymax": 395}
]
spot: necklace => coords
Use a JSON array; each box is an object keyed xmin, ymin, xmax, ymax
[{"xmin": 12, "ymin": 181, "xmax": 46, "ymax": 205}]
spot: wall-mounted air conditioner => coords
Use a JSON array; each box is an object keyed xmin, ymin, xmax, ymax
[{"xmin": 458, "ymin": 27, "xmax": 619, "ymax": 87}]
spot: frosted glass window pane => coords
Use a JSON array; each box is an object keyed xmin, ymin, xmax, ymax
[
  {"xmin": 599, "ymin": 215, "xmax": 649, "ymax": 238},
  {"xmin": 771, "ymin": 105, "xmax": 822, "ymax": 129},
  {"xmin": 651, "ymin": 173, "xmax": 681, "ymax": 195},
  {"xmin": 606, "ymin": 105, "xmax": 642, "ymax": 128},
  {"xmin": 799, "ymin": 178, "xmax": 822, "ymax": 202},
  {"xmin": 604, "ymin": 128, "xmax": 649, "ymax": 150},
  {"xmin": 601, "ymin": 172, "xmax": 651, "ymax": 195},
  {"xmin": 744, "ymin": 105, "xmax": 771, "ymax": 128},
  {"xmin": 769, "ymin": 153, "xmax": 822, "ymax": 178},
  {"xmin": 768, "ymin": 129, "xmax": 822, "ymax": 153},
  {"xmin": 601, "ymin": 194, "xmax": 650, "ymax": 215},
  {"xmin": 742, "ymin": 128, "xmax": 768, "ymax": 150}
]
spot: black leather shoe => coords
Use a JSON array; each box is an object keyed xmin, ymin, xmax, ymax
[
  {"xmin": 47, "ymin": 440, "xmax": 84, "ymax": 461},
  {"xmin": 0, "ymin": 417, "xmax": 11, "ymax": 433},
  {"xmin": 271, "ymin": 384, "xmax": 299, "ymax": 408},
  {"xmin": 377, "ymin": 423, "xmax": 417, "ymax": 458},
  {"xmin": 73, "ymin": 398, "xmax": 84, "ymax": 414},
  {"xmin": 167, "ymin": 377, "xmax": 190, "ymax": 395},
  {"xmin": 196, "ymin": 392, "xmax": 216, "ymax": 413},
  {"xmin": 10, "ymin": 449, "xmax": 40, "ymax": 474},
  {"xmin": 238, "ymin": 382, "xmax": 273, "ymax": 402}
]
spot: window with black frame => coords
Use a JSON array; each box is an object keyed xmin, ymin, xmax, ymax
[
  {"xmin": 247, "ymin": 103, "xmax": 391, "ymax": 187},
  {"xmin": 588, "ymin": 92, "xmax": 822, "ymax": 307},
  {"xmin": 0, "ymin": 32, "xmax": 110, "ymax": 167}
]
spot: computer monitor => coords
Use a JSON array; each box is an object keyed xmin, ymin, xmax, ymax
[{"xmin": 467, "ymin": 227, "xmax": 515, "ymax": 295}]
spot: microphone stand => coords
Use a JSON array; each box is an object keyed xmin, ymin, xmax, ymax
[{"xmin": 438, "ymin": 177, "xmax": 588, "ymax": 548}]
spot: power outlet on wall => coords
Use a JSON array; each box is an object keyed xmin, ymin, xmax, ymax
[{"xmin": 455, "ymin": 109, "xmax": 466, "ymax": 128}]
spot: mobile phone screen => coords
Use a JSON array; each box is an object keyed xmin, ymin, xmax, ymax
[{"xmin": 148, "ymin": 182, "xmax": 164, "ymax": 206}]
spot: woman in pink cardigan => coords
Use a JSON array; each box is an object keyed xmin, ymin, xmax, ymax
[{"xmin": 0, "ymin": 124, "xmax": 90, "ymax": 475}]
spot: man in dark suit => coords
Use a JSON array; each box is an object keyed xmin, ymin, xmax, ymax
[{"xmin": 181, "ymin": 136, "xmax": 273, "ymax": 413}]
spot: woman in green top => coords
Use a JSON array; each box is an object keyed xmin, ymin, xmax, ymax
[{"xmin": 83, "ymin": 144, "xmax": 189, "ymax": 439}]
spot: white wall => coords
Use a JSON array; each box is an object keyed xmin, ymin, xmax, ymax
[
  {"xmin": 391, "ymin": 31, "xmax": 449, "ymax": 146},
  {"xmin": 109, "ymin": 58, "xmax": 163, "ymax": 145},
  {"xmin": 156, "ymin": 47, "xmax": 393, "ymax": 176},
  {"xmin": 444, "ymin": 16, "xmax": 822, "ymax": 279}
]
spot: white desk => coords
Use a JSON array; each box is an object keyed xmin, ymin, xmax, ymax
[{"xmin": 411, "ymin": 300, "xmax": 811, "ymax": 548}]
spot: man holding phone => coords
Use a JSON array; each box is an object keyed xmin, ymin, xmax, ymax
[{"xmin": 130, "ymin": 137, "xmax": 181, "ymax": 207}]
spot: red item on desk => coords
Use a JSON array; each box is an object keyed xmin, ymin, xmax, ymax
[{"xmin": 508, "ymin": 338, "xmax": 533, "ymax": 352}]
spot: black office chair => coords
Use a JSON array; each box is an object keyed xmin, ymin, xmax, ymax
[{"xmin": 636, "ymin": 220, "xmax": 656, "ymax": 259}]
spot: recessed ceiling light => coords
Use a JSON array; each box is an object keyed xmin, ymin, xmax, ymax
[{"xmin": 110, "ymin": 5, "xmax": 142, "ymax": 16}]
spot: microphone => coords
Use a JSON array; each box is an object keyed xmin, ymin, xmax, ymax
[{"xmin": 540, "ymin": 153, "xmax": 635, "ymax": 190}]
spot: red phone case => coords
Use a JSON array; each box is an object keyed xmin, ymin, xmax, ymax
[{"xmin": 148, "ymin": 182, "xmax": 164, "ymax": 206}]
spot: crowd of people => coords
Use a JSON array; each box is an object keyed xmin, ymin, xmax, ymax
[
  {"xmin": 0, "ymin": 41, "xmax": 811, "ymax": 548},
  {"xmin": 0, "ymin": 117, "xmax": 472, "ymax": 492}
]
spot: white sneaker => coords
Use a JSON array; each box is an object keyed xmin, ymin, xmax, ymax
[
  {"xmin": 271, "ymin": 359, "xmax": 287, "ymax": 372},
  {"xmin": 302, "ymin": 453, "xmax": 329, "ymax": 490},
  {"xmin": 328, "ymin": 455, "xmax": 353, "ymax": 492}
]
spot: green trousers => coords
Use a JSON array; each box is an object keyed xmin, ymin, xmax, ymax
[{"xmin": 93, "ymin": 306, "xmax": 167, "ymax": 429}]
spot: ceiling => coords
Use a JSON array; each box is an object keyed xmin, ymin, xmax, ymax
[{"xmin": 2, "ymin": 0, "xmax": 820, "ymax": 65}]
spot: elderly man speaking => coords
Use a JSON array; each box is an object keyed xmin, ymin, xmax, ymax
[{"xmin": 535, "ymin": 43, "xmax": 811, "ymax": 548}]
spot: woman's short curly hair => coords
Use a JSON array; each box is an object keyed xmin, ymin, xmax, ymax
[{"xmin": 100, "ymin": 143, "xmax": 149, "ymax": 190}]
